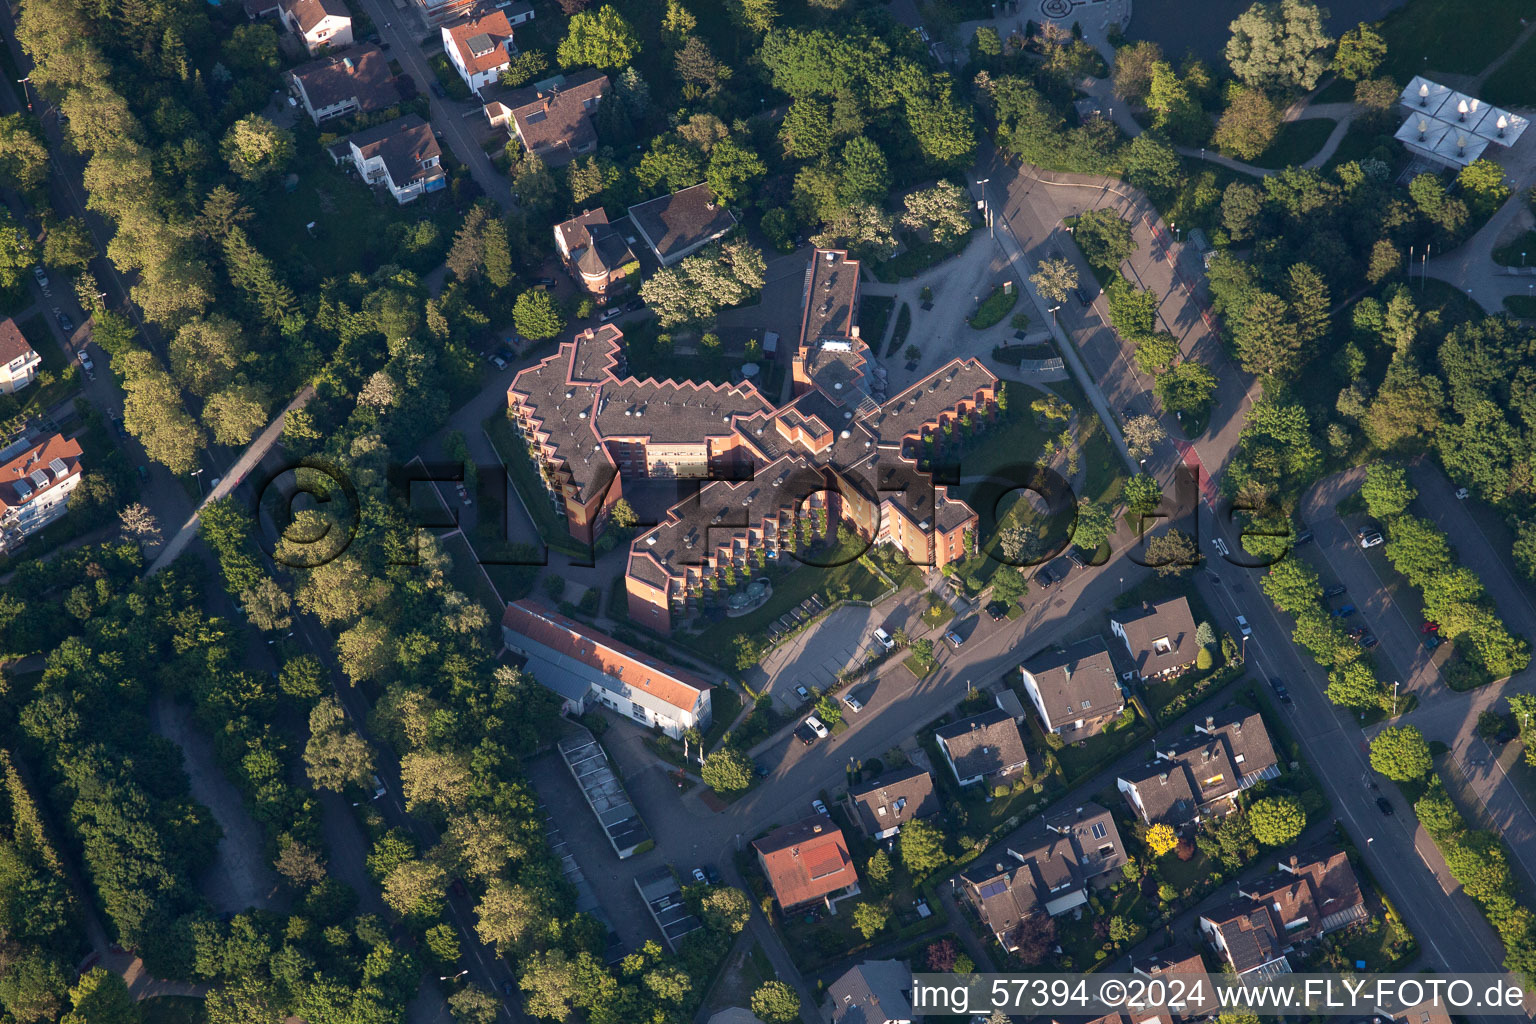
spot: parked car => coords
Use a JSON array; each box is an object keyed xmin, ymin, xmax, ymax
[
  {"xmin": 1331, "ymin": 604, "xmax": 1357, "ymax": 617},
  {"xmin": 78, "ymin": 352, "xmax": 94, "ymax": 379},
  {"xmin": 1235, "ymin": 614, "xmax": 1252, "ymax": 637},
  {"xmin": 1360, "ymin": 634, "xmax": 1379, "ymax": 649},
  {"xmin": 805, "ymin": 715, "xmax": 828, "ymax": 739},
  {"xmin": 1358, "ymin": 531, "xmax": 1385, "ymax": 548},
  {"xmin": 843, "ymin": 694, "xmax": 863, "ymax": 712},
  {"xmin": 430, "ymin": 80, "xmax": 448, "ymax": 98},
  {"xmin": 793, "ymin": 683, "xmax": 811, "ymax": 702},
  {"xmin": 501, "ymin": 981, "xmax": 515, "ymax": 997},
  {"xmin": 32, "ymin": 265, "xmax": 47, "ymax": 288},
  {"xmin": 489, "ymin": 352, "xmax": 508, "ymax": 370},
  {"xmin": 704, "ymin": 864, "xmax": 721, "ymax": 884},
  {"xmin": 599, "ymin": 305, "xmax": 623, "ymax": 321},
  {"xmin": 55, "ymin": 311, "xmax": 73, "ymax": 333},
  {"xmin": 1346, "ymin": 626, "xmax": 1367, "ymax": 639},
  {"xmin": 623, "ymin": 298, "xmax": 646, "ymax": 312},
  {"xmin": 1323, "ymin": 584, "xmax": 1347, "ymax": 598},
  {"xmin": 1455, "ymin": 487, "xmax": 1470, "ymax": 500},
  {"xmin": 371, "ymin": 774, "xmax": 386, "ymax": 798},
  {"xmin": 944, "ymin": 629, "xmax": 964, "ymax": 649},
  {"xmin": 1424, "ymin": 633, "xmax": 1443, "ymax": 650},
  {"xmin": 1376, "ymin": 796, "xmax": 1394, "ymax": 816},
  {"xmin": 494, "ymin": 345, "xmax": 516, "ymax": 363},
  {"xmin": 1034, "ymin": 566, "xmax": 1056, "ymax": 588},
  {"xmin": 986, "ymin": 601, "xmax": 1008, "ymax": 621},
  {"xmin": 811, "ymin": 798, "xmax": 829, "ymax": 816},
  {"xmin": 533, "ymin": 277, "xmax": 557, "ymax": 288},
  {"xmin": 456, "ymin": 482, "xmax": 471, "ymax": 505},
  {"xmin": 1268, "ymin": 677, "xmax": 1292, "ymax": 704},
  {"xmin": 872, "ymin": 627, "xmax": 894, "ymax": 651},
  {"xmin": 794, "ymin": 723, "xmax": 818, "ymax": 745},
  {"xmin": 691, "ymin": 867, "xmax": 707, "ymax": 884},
  {"xmin": 1294, "ymin": 528, "xmax": 1314, "ymax": 545},
  {"xmin": 1074, "ymin": 286, "xmax": 1093, "ymax": 307},
  {"xmin": 1422, "ymin": 621, "xmax": 1439, "ymax": 633},
  {"xmin": 753, "ymin": 760, "xmax": 769, "ymax": 777}
]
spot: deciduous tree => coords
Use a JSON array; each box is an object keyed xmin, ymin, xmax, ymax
[
  {"xmin": 1225, "ymin": 0, "xmax": 1333, "ymax": 92},
  {"xmin": 1248, "ymin": 796, "xmax": 1305, "ymax": 845},
  {"xmin": 1370, "ymin": 726, "xmax": 1433, "ymax": 781},
  {"xmin": 557, "ymin": 5, "xmax": 639, "ymax": 70}
]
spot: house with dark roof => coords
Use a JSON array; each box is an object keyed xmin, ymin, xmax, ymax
[
  {"xmin": 288, "ymin": 46, "xmax": 400, "ymax": 124},
  {"xmin": 628, "ymin": 183, "xmax": 737, "ymax": 266},
  {"xmin": 845, "ymin": 766, "xmax": 937, "ymax": 840},
  {"xmin": 935, "ymin": 708, "xmax": 1030, "ymax": 788},
  {"xmin": 500, "ymin": 599, "xmax": 712, "ymax": 738},
  {"xmin": 484, "ymin": 70, "xmax": 608, "ymax": 165},
  {"xmin": 753, "ymin": 815, "xmax": 859, "ymax": 912},
  {"xmin": 1239, "ymin": 848, "xmax": 1367, "ymax": 940},
  {"xmin": 961, "ymin": 803, "xmax": 1125, "ymax": 951},
  {"xmin": 554, "ymin": 209, "xmax": 638, "ymax": 301},
  {"xmin": 441, "ymin": 9, "xmax": 517, "ymax": 96},
  {"xmin": 280, "ymin": 0, "xmax": 351, "ymax": 54},
  {"xmin": 1117, "ymin": 707, "xmax": 1280, "ymax": 828},
  {"xmin": 1131, "ymin": 945, "xmax": 1208, "ymax": 1022},
  {"xmin": 1111, "ymin": 596, "xmax": 1199, "ymax": 682},
  {"xmin": 824, "ymin": 960, "xmax": 913, "ymax": 1024},
  {"xmin": 0, "ymin": 318, "xmax": 40, "ymax": 395},
  {"xmin": 1019, "ymin": 636, "xmax": 1125, "ymax": 737},
  {"xmin": 1199, "ymin": 898, "xmax": 1292, "ymax": 981},
  {"xmin": 0, "ymin": 432, "xmax": 84, "ymax": 554},
  {"xmin": 336, "ymin": 114, "xmax": 445, "ymax": 203}
]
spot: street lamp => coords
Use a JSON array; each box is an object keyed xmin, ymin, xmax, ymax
[
  {"xmin": 191, "ymin": 467, "xmax": 204, "ymax": 496},
  {"xmin": 15, "ymin": 77, "xmax": 30, "ymax": 112},
  {"xmin": 1392, "ymin": 680, "xmax": 1399, "ymax": 717},
  {"xmin": 439, "ymin": 970, "xmax": 468, "ymax": 982},
  {"xmin": 976, "ymin": 177, "xmax": 992, "ymax": 239}
]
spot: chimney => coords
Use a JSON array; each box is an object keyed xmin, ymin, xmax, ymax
[
  {"xmin": 1205, "ymin": 715, "xmax": 1214, "ymax": 730},
  {"xmin": 811, "ymin": 823, "xmax": 823, "ymax": 834},
  {"xmin": 1289, "ymin": 854, "xmax": 1299, "ymax": 870}
]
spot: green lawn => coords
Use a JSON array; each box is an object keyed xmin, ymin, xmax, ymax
[
  {"xmin": 873, "ymin": 229, "xmax": 974, "ymax": 283},
  {"xmin": 441, "ymin": 532, "xmax": 505, "ymax": 637},
  {"xmin": 1483, "ymin": 30, "xmax": 1536, "ymax": 106},
  {"xmin": 1252, "ymin": 118, "xmax": 1336, "ymax": 169},
  {"xmin": 702, "ymin": 685, "xmax": 743, "ymax": 751},
  {"xmin": 1504, "ymin": 294, "xmax": 1536, "ymax": 318},
  {"xmin": 1322, "ymin": 118, "xmax": 1398, "ymax": 172},
  {"xmin": 9, "ymin": 312, "xmax": 79, "ymax": 416},
  {"xmin": 1055, "ymin": 884, "xmax": 1147, "ymax": 970},
  {"xmin": 861, "ymin": 295, "xmax": 895, "ymax": 350},
  {"xmin": 1492, "ymin": 230, "xmax": 1536, "ymax": 268},
  {"xmin": 904, "ymin": 650, "xmax": 937, "ymax": 677},
  {"xmin": 968, "ymin": 285, "xmax": 1019, "ymax": 330},
  {"xmin": 886, "ymin": 302, "xmax": 912, "ymax": 358},
  {"xmin": 1049, "ymin": 378, "xmax": 1130, "ymax": 507},
  {"xmin": 140, "ymin": 997, "xmax": 208, "ymax": 1024},
  {"xmin": 683, "ymin": 532, "xmax": 889, "ymax": 657},
  {"xmin": 1379, "ymin": 0, "xmax": 1530, "ymax": 80},
  {"xmin": 1045, "ymin": 706, "xmax": 1149, "ymax": 784}
]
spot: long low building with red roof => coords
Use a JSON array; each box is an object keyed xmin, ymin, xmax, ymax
[
  {"xmin": 500, "ymin": 599, "xmax": 712, "ymax": 739},
  {"xmin": 506, "ymin": 249, "xmax": 1000, "ymax": 635}
]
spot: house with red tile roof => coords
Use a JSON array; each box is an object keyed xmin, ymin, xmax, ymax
[
  {"xmin": 0, "ymin": 433, "xmax": 84, "ymax": 554},
  {"xmin": 441, "ymin": 9, "xmax": 517, "ymax": 96},
  {"xmin": 754, "ymin": 814, "xmax": 859, "ymax": 912},
  {"xmin": 554, "ymin": 209, "xmax": 638, "ymax": 301},
  {"xmin": 500, "ymin": 599, "xmax": 712, "ymax": 738},
  {"xmin": 0, "ymin": 318, "xmax": 40, "ymax": 395},
  {"xmin": 483, "ymin": 70, "xmax": 609, "ymax": 166}
]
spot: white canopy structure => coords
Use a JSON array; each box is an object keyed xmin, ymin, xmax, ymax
[{"xmin": 1396, "ymin": 76, "xmax": 1527, "ymax": 168}]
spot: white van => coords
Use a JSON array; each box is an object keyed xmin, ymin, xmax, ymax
[{"xmin": 872, "ymin": 627, "xmax": 894, "ymax": 651}]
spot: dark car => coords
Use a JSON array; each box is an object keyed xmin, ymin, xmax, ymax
[
  {"xmin": 1376, "ymin": 796, "xmax": 1394, "ymax": 816},
  {"xmin": 501, "ymin": 981, "xmax": 515, "ymax": 997},
  {"xmin": 1067, "ymin": 546, "xmax": 1093, "ymax": 570},
  {"xmin": 1331, "ymin": 604, "xmax": 1357, "ymax": 617},
  {"xmin": 1293, "ymin": 528, "xmax": 1314, "ymax": 545},
  {"xmin": 1360, "ymin": 634, "xmax": 1379, "ymax": 649},
  {"xmin": 533, "ymin": 277, "xmax": 557, "ymax": 288},
  {"xmin": 450, "ymin": 877, "xmax": 468, "ymax": 898},
  {"xmin": 623, "ymin": 298, "xmax": 646, "ymax": 312},
  {"xmin": 753, "ymin": 760, "xmax": 769, "ymax": 778},
  {"xmin": 430, "ymin": 80, "xmax": 448, "ymax": 98},
  {"xmin": 1323, "ymin": 584, "xmax": 1347, "ymax": 598},
  {"xmin": 1269, "ymin": 677, "xmax": 1292, "ymax": 704},
  {"xmin": 704, "ymin": 864, "xmax": 721, "ymax": 884},
  {"xmin": 794, "ymin": 723, "xmax": 818, "ymax": 746},
  {"xmin": 1034, "ymin": 566, "xmax": 1056, "ymax": 588},
  {"xmin": 986, "ymin": 601, "xmax": 1008, "ymax": 621},
  {"xmin": 1074, "ymin": 286, "xmax": 1094, "ymax": 307},
  {"xmin": 1424, "ymin": 633, "xmax": 1443, "ymax": 650},
  {"xmin": 55, "ymin": 310, "xmax": 74, "ymax": 333}
]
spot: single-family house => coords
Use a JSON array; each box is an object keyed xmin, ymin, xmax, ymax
[
  {"xmin": 934, "ymin": 708, "xmax": 1030, "ymax": 788},
  {"xmin": 1239, "ymin": 848, "xmax": 1367, "ymax": 940},
  {"xmin": 0, "ymin": 433, "xmax": 84, "ymax": 554},
  {"xmin": 1131, "ymin": 945, "xmax": 1208, "ymax": 1022},
  {"xmin": 288, "ymin": 46, "xmax": 400, "ymax": 124},
  {"xmin": 1117, "ymin": 707, "xmax": 1279, "ymax": 828},
  {"xmin": 825, "ymin": 960, "xmax": 913, "ymax": 1024},
  {"xmin": 1019, "ymin": 636, "xmax": 1124, "ymax": 737},
  {"xmin": 335, "ymin": 114, "xmax": 445, "ymax": 204},
  {"xmin": 500, "ymin": 599, "xmax": 712, "ymax": 739},
  {"xmin": 554, "ymin": 208, "xmax": 639, "ymax": 301},
  {"xmin": 1199, "ymin": 898, "xmax": 1293, "ymax": 981},
  {"xmin": 0, "ymin": 318, "xmax": 40, "ymax": 395},
  {"xmin": 441, "ymin": 10, "xmax": 517, "ymax": 96},
  {"xmin": 483, "ymin": 69, "xmax": 608, "ymax": 165},
  {"xmin": 961, "ymin": 803, "xmax": 1125, "ymax": 951},
  {"xmin": 753, "ymin": 815, "xmax": 859, "ymax": 912},
  {"xmin": 845, "ymin": 766, "xmax": 937, "ymax": 841},
  {"xmin": 628, "ymin": 182, "xmax": 737, "ymax": 266},
  {"xmin": 280, "ymin": 0, "xmax": 352, "ymax": 55},
  {"xmin": 1111, "ymin": 596, "xmax": 1199, "ymax": 682},
  {"xmin": 498, "ymin": 0, "xmax": 534, "ymax": 24}
]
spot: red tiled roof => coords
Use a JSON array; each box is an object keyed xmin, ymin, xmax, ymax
[
  {"xmin": 445, "ymin": 10, "xmax": 514, "ymax": 76},
  {"xmin": 754, "ymin": 816, "xmax": 857, "ymax": 909},
  {"xmin": 0, "ymin": 433, "xmax": 82, "ymax": 515},
  {"xmin": 281, "ymin": 0, "xmax": 347, "ymax": 34},
  {"xmin": 0, "ymin": 318, "xmax": 34, "ymax": 365},
  {"xmin": 500, "ymin": 599, "xmax": 709, "ymax": 714}
]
